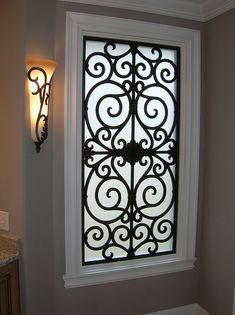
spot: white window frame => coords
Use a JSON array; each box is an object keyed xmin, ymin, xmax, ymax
[{"xmin": 64, "ymin": 12, "xmax": 201, "ymax": 288}]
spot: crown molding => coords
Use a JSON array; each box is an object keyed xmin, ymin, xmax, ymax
[
  {"xmin": 58, "ymin": 0, "xmax": 235, "ymax": 21},
  {"xmin": 203, "ymin": 0, "xmax": 235, "ymax": 20},
  {"xmin": 59, "ymin": 0, "xmax": 204, "ymax": 21}
]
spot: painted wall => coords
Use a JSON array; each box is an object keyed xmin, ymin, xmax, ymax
[
  {"xmin": 21, "ymin": 0, "xmax": 57, "ymax": 314},
  {"xmin": 53, "ymin": 2, "xmax": 205, "ymax": 315},
  {"xmin": 0, "ymin": 1, "xmax": 25, "ymax": 237},
  {"xmin": 198, "ymin": 8, "xmax": 235, "ymax": 315}
]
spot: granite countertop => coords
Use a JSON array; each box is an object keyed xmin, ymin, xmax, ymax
[{"xmin": 0, "ymin": 235, "xmax": 19, "ymax": 266}]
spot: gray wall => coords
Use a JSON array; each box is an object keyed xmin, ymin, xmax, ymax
[
  {"xmin": 22, "ymin": 0, "xmax": 57, "ymax": 314},
  {"xmin": 53, "ymin": 3, "xmax": 205, "ymax": 315},
  {"xmin": 198, "ymin": 8, "xmax": 235, "ymax": 315}
]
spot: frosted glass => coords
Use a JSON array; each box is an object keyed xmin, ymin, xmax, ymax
[{"xmin": 82, "ymin": 38, "xmax": 179, "ymax": 264}]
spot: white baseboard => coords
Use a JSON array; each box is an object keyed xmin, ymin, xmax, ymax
[
  {"xmin": 144, "ymin": 303, "xmax": 210, "ymax": 315},
  {"xmin": 196, "ymin": 305, "xmax": 210, "ymax": 315}
]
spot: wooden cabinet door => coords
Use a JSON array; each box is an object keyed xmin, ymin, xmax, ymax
[
  {"xmin": 0, "ymin": 261, "xmax": 20, "ymax": 315},
  {"xmin": 0, "ymin": 271, "xmax": 11, "ymax": 315}
]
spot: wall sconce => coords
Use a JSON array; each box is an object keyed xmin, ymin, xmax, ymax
[{"xmin": 26, "ymin": 58, "xmax": 57, "ymax": 152}]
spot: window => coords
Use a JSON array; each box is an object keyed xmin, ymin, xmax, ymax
[
  {"xmin": 64, "ymin": 13, "xmax": 200, "ymax": 287},
  {"xmin": 83, "ymin": 37, "xmax": 180, "ymax": 265}
]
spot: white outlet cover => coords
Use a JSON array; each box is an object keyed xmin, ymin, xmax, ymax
[{"xmin": 0, "ymin": 211, "xmax": 9, "ymax": 231}]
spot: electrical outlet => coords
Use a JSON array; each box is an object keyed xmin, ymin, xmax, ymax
[{"xmin": 0, "ymin": 211, "xmax": 9, "ymax": 231}]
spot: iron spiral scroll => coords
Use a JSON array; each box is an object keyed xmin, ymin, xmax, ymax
[
  {"xmin": 27, "ymin": 66, "xmax": 51, "ymax": 152},
  {"xmin": 82, "ymin": 37, "xmax": 180, "ymax": 264}
]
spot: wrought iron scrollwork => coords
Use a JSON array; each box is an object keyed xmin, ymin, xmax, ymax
[
  {"xmin": 27, "ymin": 67, "xmax": 52, "ymax": 152},
  {"xmin": 82, "ymin": 37, "xmax": 180, "ymax": 264}
]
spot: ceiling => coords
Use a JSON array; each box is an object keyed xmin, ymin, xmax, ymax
[{"xmin": 58, "ymin": 0, "xmax": 235, "ymax": 21}]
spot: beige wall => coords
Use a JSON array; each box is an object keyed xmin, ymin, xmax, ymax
[
  {"xmin": 198, "ymin": 8, "xmax": 235, "ymax": 315},
  {"xmin": 0, "ymin": 3, "xmax": 9, "ymax": 215},
  {"xmin": 0, "ymin": 1, "xmax": 25, "ymax": 237}
]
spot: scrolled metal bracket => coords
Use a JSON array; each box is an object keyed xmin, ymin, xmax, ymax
[{"xmin": 26, "ymin": 59, "xmax": 57, "ymax": 152}]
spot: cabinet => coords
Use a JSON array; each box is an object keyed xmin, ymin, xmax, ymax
[{"xmin": 0, "ymin": 261, "xmax": 20, "ymax": 315}]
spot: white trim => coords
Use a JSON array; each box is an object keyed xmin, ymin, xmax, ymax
[
  {"xmin": 64, "ymin": 258, "xmax": 196, "ymax": 288},
  {"xmin": 64, "ymin": 13, "xmax": 200, "ymax": 288},
  {"xmin": 57, "ymin": 0, "xmax": 235, "ymax": 22},
  {"xmin": 203, "ymin": 0, "xmax": 235, "ymax": 20},
  {"xmin": 144, "ymin": 303, "xmax": 210, "ymax": 315}
]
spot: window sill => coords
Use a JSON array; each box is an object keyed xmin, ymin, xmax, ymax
[{"xmin": 64, "ymin": 257, "xmax": 196, "ymax": 288}]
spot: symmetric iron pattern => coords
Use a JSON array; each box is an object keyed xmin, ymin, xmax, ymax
[{"xmin": 82, "ymin": 37, "xmax": 180, "ymax": 264}]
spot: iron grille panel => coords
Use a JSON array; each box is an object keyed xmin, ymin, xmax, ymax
[{"xmin": 82, "ymin": 37, "xmax": 180, "ymax": 265}]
